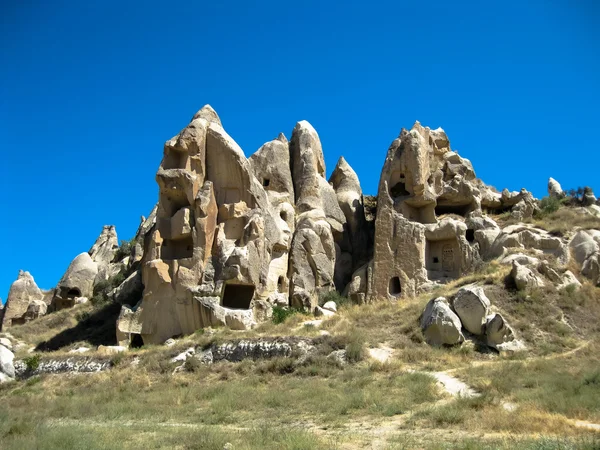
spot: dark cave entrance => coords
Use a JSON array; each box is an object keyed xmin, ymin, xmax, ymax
[{"xmin": 222, "ymin": 283, "xmax": 255, "ymax": 309}]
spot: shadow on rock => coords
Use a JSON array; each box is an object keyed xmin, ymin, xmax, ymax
[{"xmin": 35, "ymin": 303, "xmax": 121, "ymax": 351}]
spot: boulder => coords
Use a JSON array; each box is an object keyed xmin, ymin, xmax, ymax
[
  {"xmin": 0, "ymin": 344, "xmax": 15, "ymax": 379},
  {"xmin": 111, "ymin": 270, "xmax": 143, "ymax": 305},
  {"xmin": 570, "ymin": 231, "xmax": 599, "ymax": 264},
  {"xmin": 547, "ymin": 178, "xmax": 564, "ymax": 198},
  {"xmin": 452, "ymin": 285, "xmax": 491, "ymax": 335},
  {"xmin": 558, "ymin": 270, "xmax": 582, "ymax": 290},
  {"xmin": 500, "ymin": 253, "xmax": 539, "ymax": 266},
  {"xmin": 511, "ymin": 261, "xmax": 544, "ymax": 291},
  {"xmin": 2, "ymin": 271, "xmax": 45, "ymax": 328},
  {"xmin": 197, "ymin": 297, "xmax": 257, "ymax": 331},
  {"xmin": 485, "ymin": 313, "xmax": 517, "ymax": 349},
  {"xmin": 420, "ymin": 297, "xmax": 464, "ymax": 346},
  {"xmin": 0, "ymin": 338, "xmax": 12, "ymax": 351},
  {"xmin": 582, "ymin": 254, "xmax": 600, "ymax": 286},
  {"xmin": 322, "ymin": 301, "xmax": 337, "ymax": 312},
  {"xmin": 314, "ymin": 306, "xmax": 335, "ymax": 317},
  {"xmin": 97, "ymin": 345, "xmax": 127, "ymax": 356},
  {"xmin": 342, "ymin": 262, "xmax": 369, "ymax": 305}
]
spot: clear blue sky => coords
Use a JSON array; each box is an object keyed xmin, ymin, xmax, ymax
[{"xmin": 1, "ymin": 1, "xmax": 599, "ymax": 301}]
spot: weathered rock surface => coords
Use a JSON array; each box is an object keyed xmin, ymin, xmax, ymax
[
  {"xmin": 488, "ymin": 225, "xmax": 569, "ymax": 263},
  {"xmin": 548, "ymin": 177, "xmax": 564, "ymax": 198},
  {"xmin": 421, "ymin": 297, "xmax": 465, "ymax": 346},
  {"xmin": 0, "ymin": 344, "xmax": 15, "ymax": 380},
  {"xmin": 14, "ymin": 357, "xmax": 111, "ymax": 379},
  {"xmin": 89, "ymin": 225, "xmax": 119, "ymax": 267},
  {"xmin": 452, "ymin": 285, "xmax": 491, "ymax": 335},
  {"xmin": 52, "ymin": 252, "xmax": 98, "ymax": 310},
  {"xmin": 10, "ymin": 106, "xmax": 584, "ymax": 345},
  {"xmin": 1, "ymin": 271, "xmax": 45, "ymax": 328},
  {"xmin": 485, "ymin": 313, "xmax": 514, "ymax": 347},
  {"xmin": 569, "ymin": 230, "xmax": 600, "ymax": 286},
  {"xmin": 511, "ymin": 261, "xmax": 544, "ymax": 291}
]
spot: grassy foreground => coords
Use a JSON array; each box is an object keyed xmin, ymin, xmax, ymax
[{"xmin": 2, "ymin": 261, "xmax": 600, "ymax": 449}]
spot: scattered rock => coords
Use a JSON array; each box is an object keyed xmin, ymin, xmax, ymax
[
  {"xmin": 0, "ymin": 338, "xmax": 13, "ymax": 351},
  {"xmin": 97, "ymin": 345, "xmax": 126, "ymax": 356},
  {"xmin": 420, "ymin": 297, "xmax": 464, "ymax": 346},
  {"xmin": 171, "ymin": 347, "xmax": 195, "ymax": 363},
  {"xmin": 322, "ymin": 301, "xmax": 337, "ymax": 312},
  {"xmin": 485, "ymin": 313, "xmax": 516, "ymax": 349},
  {"xmin": 69, "ymin": 347, "xmax": 91, "ymax": 354},
  {"xmin": 452, "ymin": 285, "xmax": 491, "ymax": 335},
  {"xmin": 0, "ymin": 345, "xmax": 15, "ymax": 379},
  {"xmin": 314, "ymin": 306, "xmax": 335, "ymax": 317},
  {"xmin": 511, "ymin": 261, "xmax": 544, "ymax": 291},
  {"xmin": 327, "ymin": 349, "xmax": 347, "ymax": 366}
]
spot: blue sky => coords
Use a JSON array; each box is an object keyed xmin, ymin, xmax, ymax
[{"xmin": 1, "ymin": 1, "xmax": 599, "ymax": 300}]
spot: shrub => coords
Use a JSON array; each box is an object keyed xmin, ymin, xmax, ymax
[
  {"xmin": 272, "ymin": 306, "xmax": 306, "ymax": 324},
  {"xmin": 113, "ymin": 239, "xmax": 133, "ymax": 262},
  {"xmin": 24, "ymin": 354, "xmax": 41, "ymax": 372},
  {"xmin": 345, "ymin": 330, "xmax": 367, "ymax": 363},
  {"xmin": 93, "ymin": 280, "xmax": 110, "ymax": 296},
  {"xmin": 110, "ymin": 353, "xmax": 125, "ymax": 367},
  {"xmin": 537, "ymin": 196, "xmax": 562, "ymax": 216},
  {"xmin": 318, "ymin": 290, "xmax": 351, "ymax": 308},
  {"xmin": 184, "ymin": 356, "xmax": 202, "ymax": 373},
  {"xmin": 90, "ymin": 293, "xmax": 110, "ymax": 307},
  {"xmin": 75, "ymin": 311, "xmax": 91, "ymax": 322}
]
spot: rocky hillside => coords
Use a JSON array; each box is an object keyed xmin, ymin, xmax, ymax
[
  {"xmin": 1, "ymin": 106, "xmax": 600, "ymax": 448},
  {"xmin": 1, "ymin": 105, "xmax": 599, "ymax": 353}
]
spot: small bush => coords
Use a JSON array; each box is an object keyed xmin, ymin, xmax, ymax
[
  {"xmin": 113, "ymin": 239, "xmax": 133, "ymax": 262},
  {"xmin": 184, "ymin": 356, "xmax": 202, "ymax": 373},
  {"xmin": 90, "ymin": 293, "xmax": 110, "ymax": 307},
  {"xmin": 110, "ymin": 352, "xmax": 125, "ymax": 367},
  {"xmin": 538, "ymin": 195, "xmax": 563, "ymax": 216},
  {"xmin": 93, "ymin": 280, "xmax": 110, "ymax": 296},
  {"xmin": 24, "ymin": 354, "xmax": 41, "ymax": 372},
  {"xmin": 272, "ymin": 306, "xmax": 305, "ymax": 324},
  {"xmin": 75, "ymin": 311, "xmax": 91, "ymax": 322},
  {"xmin": 345, "ymin": 330, "xmax": 367, "ymax": 363},
  {"xmin": 256, "ymin": 357, "xmax": 296, "ymax": 375},
  {"xmin": 318, "ymin": 290, "xmax": 348, "ymax": 306}
]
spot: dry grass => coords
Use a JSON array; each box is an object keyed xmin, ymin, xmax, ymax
[
  {"xmin": 3, "ymin": 253, "xmax": 600, "ymax": 448},
  {"xmin": 492, "ymin": 205, "xmax": 600, "ymax": 236}
]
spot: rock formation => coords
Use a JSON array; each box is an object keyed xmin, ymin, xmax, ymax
[
  {"xmin": 1, "ymin": 271, "xmax": 46, "ymax": 328},
  {"xmin": 7, "ymin": 105, "xmax": 596, "ymax": 350},
  {"xmin": 110, "ymin": 109, "xmax": 569, "ymax": 346}
]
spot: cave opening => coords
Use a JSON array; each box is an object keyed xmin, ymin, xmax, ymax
[
  {"xmin": 434, "ymin": 203, "xmax": 471, "ymax": 217},
  {"xmin": 222, "ymin": 283, "xmax": 255, "ymax": 309},
  {"xmin": 130, "ymin": 334, "xmax": 144, "ymax": 349},
  {"xmin": 388, "ymin": 277, "xmax": 401, "ymax": 297},
  {"xmin": 466, "ymin": 229, "xmax": 475, "ymax": 243}
]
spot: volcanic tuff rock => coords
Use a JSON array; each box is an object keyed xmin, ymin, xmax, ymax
[
  {"xmin": 7, "ymin": 105, "xmax": 594, "ymax": 350},
  {"xmin": 1, "ymin": 271, "xmax": 45, "ymax": 329},
  {"xmin": 108, "ymin": 109, "xmax": 576, "ymax": 346}
]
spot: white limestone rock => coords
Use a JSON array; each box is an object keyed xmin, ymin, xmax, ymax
[
  {"xmin": 452, "ymin": 285, "xmax": 491, "ymax": 335},
  {"xmin": 421, "ymin": 297, "xmax": 464, "ymax": 346}
]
